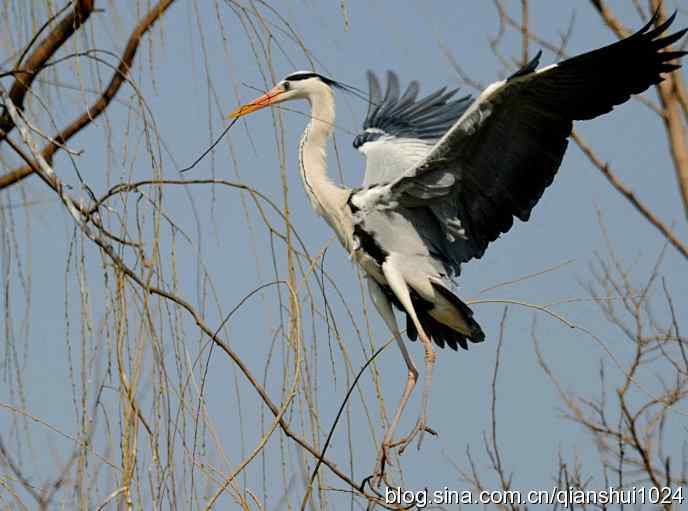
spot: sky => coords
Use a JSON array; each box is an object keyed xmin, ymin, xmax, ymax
[{"xmin": 1, "ymin": 1, "xmax": 687, "ymax": 509}]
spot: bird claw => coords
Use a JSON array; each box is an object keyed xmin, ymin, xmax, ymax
[
  {"xmin": 361, "ymin": 441, "xmax": 401, "ymax": 491},
  {"xmin": 361, "ymin": 424, "xmax": 438, "ymax": 494},
  {"xmin": 390, "ymin": 418, "xmax": 437, "ymax": 455},
  {"xmin": 370, "ymin": 442, "xmax": 393, "ymax": 488},
  {"xmin": 358, "ymin": 474, "xmax": 385, "ymax": 500},
  {"xmin": 359, "ymin": 460, "xmax": 389, "ymax": 497}
]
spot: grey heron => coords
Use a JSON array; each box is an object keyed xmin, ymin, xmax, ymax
[{"xmin": 230, "ymin": 12, "xmax": 686, "ymax": 477}]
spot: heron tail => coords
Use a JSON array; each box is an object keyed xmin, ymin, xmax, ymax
[{"xmin": 406, "ymin": 282, "xmax": 485, "ymax": 351}]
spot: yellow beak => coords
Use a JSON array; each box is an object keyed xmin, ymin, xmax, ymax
[{"xmin": 228, "ymin": 89, "xmax": 284, "ymax": 119}]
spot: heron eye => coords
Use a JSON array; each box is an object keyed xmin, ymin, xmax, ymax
[{"xmin": 283, "ymin": 81, "xmax": 291, "ymax": 91}]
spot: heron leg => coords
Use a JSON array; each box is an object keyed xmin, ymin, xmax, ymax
[
  {"xmin": 381, "ymin": 260, "xmax": 437, "ymax": 453},
  {"xmin": 367, "ymin": 278, "xmax": 418, "ymax": 482}
]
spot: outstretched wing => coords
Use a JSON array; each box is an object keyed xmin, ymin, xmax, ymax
[
  {"xmin": 354, "ymin": 71, "xmax": 471, "ymax": 187},
  {"xmin": 354, "ymin": 11, "xmax": 686, "ymax": 270}
]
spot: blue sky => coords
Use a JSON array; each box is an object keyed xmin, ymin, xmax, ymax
[{"xmin": 1, "ymin": 1, "xmax": 687, "ymax": 509}]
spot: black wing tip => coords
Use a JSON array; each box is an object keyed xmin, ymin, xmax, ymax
[
  {"xmin": 655, "ymin": 27, "xmax": 688, "ymax": 51},
  {"xmin": 508, "ymin": 49, "xmax": 543, "ymax": 81},
  {"xmin": 563, "ymin": 8, "xmax": 685, "ymax": 121},
  {"xmin": 645, "ymin": 12, "xmax": 686, "ymax": 75},
  {"xmin": 639, "ymin": 6, "xmax": 671, "ymax": 36},
  {"xmin": 642, "ymin": 9, "xmax": 685, "ymax": 43}
]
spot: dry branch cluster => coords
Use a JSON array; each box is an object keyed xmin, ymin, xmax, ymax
[{"xmin": 454, "ymin": 3, "xmax": 688, "ymax": 511}]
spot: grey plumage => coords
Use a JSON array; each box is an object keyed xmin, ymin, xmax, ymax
[
  {"xmin": 355, "ymin": 11, "xmax": 687, "ymax": 283},
  {"xmin": 355, "ymin": 71, "xmax": 472, "ymax": 188},
  {"xmin": 230, "ymin": 11, "xmax": 686, "ymax": 461}
]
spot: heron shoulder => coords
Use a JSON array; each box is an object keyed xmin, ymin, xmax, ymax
[{"xmin": 349, "ymin": 184, "xmax": 395, "ymax": 213}]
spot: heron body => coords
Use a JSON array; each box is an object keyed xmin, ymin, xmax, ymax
[
  {"xmin": 348, "ymin": 198, "xmax": 484, "ymax": 348},
  {"xmin": 230, "ymin": 13, "xmax": 686, "ymax": 473}
]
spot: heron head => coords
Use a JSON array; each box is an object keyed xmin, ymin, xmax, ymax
[{"xmin": 229, "ymin": 71, "xmax": 336, "ymax": 119}]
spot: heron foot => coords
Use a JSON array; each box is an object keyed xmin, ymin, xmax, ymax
[
  {"xmin": 358, "ymin": 446, "xmax": 392, "ymax": 495},
  {"xmin": 371, "ymin": 442, "xmax": 393, "ymax": 488},
  {"xmin": 390, "ymin": 417, "xmax": 437, "ymax": 455},
  {"xmin": 360, "ymin": 425, "xmax": 438, "ymax": 493}
]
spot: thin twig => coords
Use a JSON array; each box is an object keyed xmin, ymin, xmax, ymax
[
  {"xmin": 0, "ymin": 0, "xmax": 178, "ymax": 190},
  {"xmin": 572, "ymin": 130, "xmax": 688, "ymax": 260},
  {"xmin": 0, "ymin": 0, "xmax": 95, "ymax": 143}
]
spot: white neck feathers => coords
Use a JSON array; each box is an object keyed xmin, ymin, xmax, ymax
[
  {"xmin": 297, "ymin": 85, "xmax": 352, "ymax": 249},
  {"xmin": 298, "ymin": 88, "xmax": 346, "ymax": 206}
]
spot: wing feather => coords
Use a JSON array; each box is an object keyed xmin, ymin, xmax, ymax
[
  {"xmin": 363, "ymin": 11, "xmax": 687, "ymax": 269},
  {"xmin": 355, "ymin": 72, "xmax": 472, "ymax": 187}
]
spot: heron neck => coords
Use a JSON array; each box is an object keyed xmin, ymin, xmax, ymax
[{"xmin": 299, "ymin": 89, "xmax": 349, "ymax": 230}]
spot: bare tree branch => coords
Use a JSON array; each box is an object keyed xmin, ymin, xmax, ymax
[
  {"xmin": 590, "ymin": 0, "xmax": 688, "ymax": 219},
  {"xmin": 0, "ymin": 0, "xmax": 95, "ymax": 144},
  {"xmin": 572, "ymin": 130, "xmax": 688, "ymax": 260},
  {"xmin": 2, "ymin": 97, "xmax": 371, "ymax": 502},
  {"xmin": 0, "ymin": 0, "xmax": 178, "ymax": 190}
]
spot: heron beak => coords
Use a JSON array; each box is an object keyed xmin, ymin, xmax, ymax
[{"xmin": 229, "ymin": 89, "xmax": 284, "ymax": 119}]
